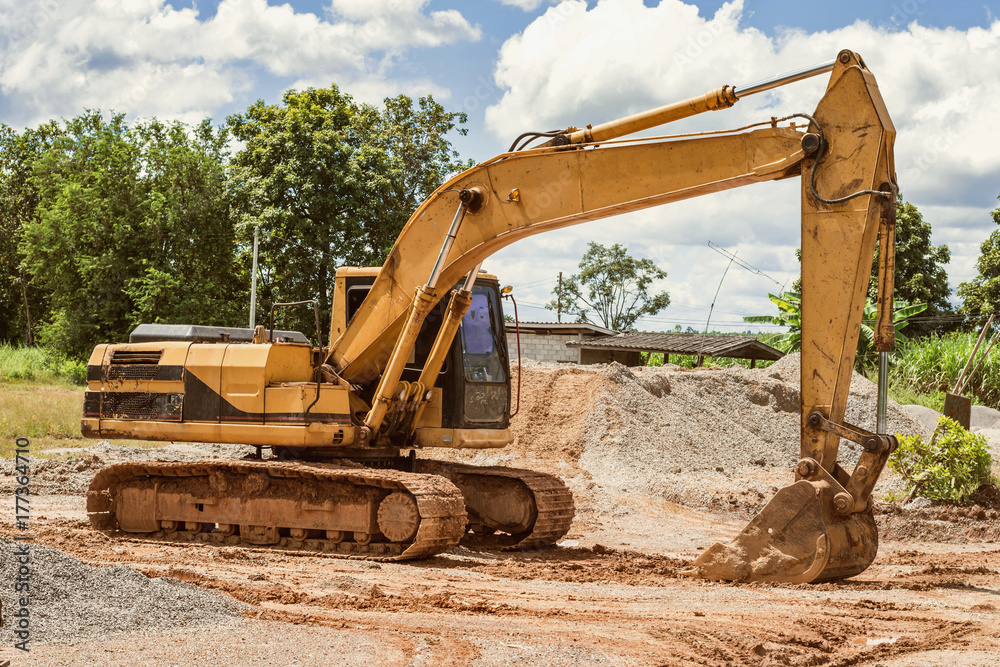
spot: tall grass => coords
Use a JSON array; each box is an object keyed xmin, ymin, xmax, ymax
[
  {"xmin": 892, "ymin": 332, "xmax": 1000, "ymax": 406},
  {"xmin": 0, "ymin": 385, "xmax": 83, "ymax": 439},
  {"xmin": 0, "ymin": 344, "xmax": 86, "ymax": 385},
  {"xmin": 0, "ymin": 348, "xmax": 158, "ymax": 457}
]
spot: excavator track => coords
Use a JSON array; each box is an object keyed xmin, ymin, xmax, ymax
[
  {"xmin": 87, "ymin": 460, "xmax": 467, "ymax": 560},
  {"xmin": 414, "ymin": 460, "xmax": 575, "ymax": 549}
]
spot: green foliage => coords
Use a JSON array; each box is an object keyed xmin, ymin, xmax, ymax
[
  {"xmin": 890, "ymin": 416, "xmax": 992, "ymax": 502},
  {"xmin": 958, "ymin": 194, "xmax": 1000, "ymax": 322},
  {"xmin": 20, "ymin": 112, "xmax": 242, "ymax": 358},
  {"xmin": 227, "ymin": 87, "xmax": 471, "ymax": 336},
  {"xmin": 891, "ymin": 330, "xmax": 1000, "ymax": 406},
  {"xmin": 744, "ymin": 291, "xmax": 801, "ymax": 352},
  {"xmin": 545, "ymin": 242, "xmax": 670, "ymax": 331},
  {"xmin": 868, "ymin": 196, "xmax": 953, "ymax": 336},
  {"xmin": 745, "ymin": 291, "xmax": 925, "ymax": 369},
  {"xmin": 856, "ymin": 300, "xmax": 927, "ymax": 370},
  {"xmin": 0, "ymin": 343, "xmax": 86, "ymax": 385},
  {"xmin": 0, "ymin": 121, "xmax": 62, "ymax": 346}
]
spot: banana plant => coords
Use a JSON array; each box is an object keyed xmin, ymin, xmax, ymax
[
  {"xmin": 857, "ymin": 300, "xmax": 928, "ymax": 368},
  {"xmin": 744, "ymin": 291, "xmax": 926, "ymax": 364},
  {"xmin": 743, "ymin": 291, "xmax": 802, "ymax": 352}
]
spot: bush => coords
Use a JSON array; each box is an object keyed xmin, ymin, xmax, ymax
[
  {"xmin": 0, "ymin": 344, "xmax": 87, "ymax": 385},
  {"xmin": 890, "ymin": 416, "xmax": 993, "ymax": 502}
]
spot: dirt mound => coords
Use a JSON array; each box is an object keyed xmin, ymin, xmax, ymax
[
  {"xmin": 877, "ymin": 500, "xmax": 1000, "ymax": 542},
  {"xmin": 506, "ymin": 362, "xmax": 602, "ymax": 464}
]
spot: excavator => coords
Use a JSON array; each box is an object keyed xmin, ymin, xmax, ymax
[{"xmin": 83, "ymin": 50, "xmax": 897, "ymax": 583}]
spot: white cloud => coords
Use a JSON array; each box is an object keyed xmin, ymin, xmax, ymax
[
  {"xmin": 493, "ymin": 0, "xmax": 553, "ymax": 11},
  {"xmin": 0, "ymin": 0, "xmax": 480, "ymax": 127},
  {"xmin": 484, "ymin": 0, "xmax": 1000, "ymax": 323}
]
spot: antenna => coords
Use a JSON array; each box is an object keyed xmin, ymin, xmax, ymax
[
  {"xmin": 707, "ymin": 241, "xmax": 784, "ymax": 288},
  {"xmin": 703, "ymin": 241, "xmax": 785, "ymax": 336}
]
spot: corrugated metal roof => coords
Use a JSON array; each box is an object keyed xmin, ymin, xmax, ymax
[
  {"xmin": 565, "ymin": 332, "xmax": 784, "ymax": 361},
  {"xmin": 504, "ymin": 321, "xmax": 618, "ymax": 336}
]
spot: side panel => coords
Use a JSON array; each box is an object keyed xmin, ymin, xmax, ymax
[
  {"xmin": 220, "ymin": 345, "xmax": 267, "ymax": 423},
  {"xmin": 264, "ymin": 384, "xmax": 353, "ymax": 426},
  {"xmin": 183, "ymin": 345, "xmax": 226, "ymax": 422}
]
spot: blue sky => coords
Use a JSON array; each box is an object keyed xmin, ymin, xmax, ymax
[{"xmin": 2, "ymin": 0, "xmax": 999, "ymax": 331}]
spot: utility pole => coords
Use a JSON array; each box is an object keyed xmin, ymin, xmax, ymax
[
  {"xmin": 557, "ymin": 271, "xmax": 562, "ymax": 323},
  {"xmin": 249, "ymin": 225, "xmax": 260, "ymax": 329}
]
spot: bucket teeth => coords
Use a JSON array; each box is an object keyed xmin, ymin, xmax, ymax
[{"xmin": 681, "ymin": 479, "xmax": 877, "ymax": 584}]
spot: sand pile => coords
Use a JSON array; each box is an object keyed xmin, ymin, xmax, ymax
[
  {"xmin": 0, "ymin": 537, "xmax": 247, "ymax": 645},
  {"xmin": 507, "ymin": 354, "xmax": 925, "ymax": 509}
]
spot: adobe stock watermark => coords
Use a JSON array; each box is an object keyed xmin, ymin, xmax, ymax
[
  {"xmin": 114, "ymin": 64, "xmax": 166, "ymax": 118},
  {"xmin": 908, "ymin": 127, "xmax": 958, "ymax": 183},
  {"xmin": 10, "ymin": 437, "xmax": 33, "ymax": 654},
  {"xmin": 458, "ymin": 75, "xmax": 498, "ymax": 115},
  {"xmin": 671, "ymin": 20, "xmax": 726, "ymax": 74},
  {"xmin": 534, "ymin": 0, "xmax": 581, "ymax": 31},
  {"xmin": 6, "ymin": 0, "xmax": 61, "ymax": 52},
  {"xmin": 877, "ymin": 0, "xmax": 930, "ymax": 31},
  {"xmin": 523, "ymin": 168, "xmax": 575, "ymax": 219}
]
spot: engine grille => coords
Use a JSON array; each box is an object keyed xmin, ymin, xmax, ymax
[
  {"xmin": 100, "ymin": 392, "xmax": 182, "ymax": 420},
  {"xmin": 105, "ymin": 365, "xmax": 160, "ymax": 381},
  {"xmin": 110, "ymin": 350, "xmax": 162, "ymax": 364},
  {"xmin": 105, "ymin": 349, "xmax": 168, "ymax": 381}
]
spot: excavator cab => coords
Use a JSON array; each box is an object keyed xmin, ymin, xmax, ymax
[{"xmin": 334, "ymin": 267, "xmax": 511, "ymax": 432}]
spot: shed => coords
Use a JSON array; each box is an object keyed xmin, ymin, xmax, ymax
[
  {"xmin": 504, "ymin": 322, "xmax": 620, "ymax": 364},
  {"xmin": 565, "ymin": 332, "xmax": 784, "ymax": 367}
]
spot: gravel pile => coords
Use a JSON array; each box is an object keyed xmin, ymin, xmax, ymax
[
  {"xmin": 0, "ymin": 536, "xmax": 247, "ymax": 645},
  {"xmin": 578, "ymin": 354, "xmax": 924, "ymax": 506},
  {"xmin": 503, "ymin": 354, "xmax": 925, "ymax": 510},
  {"xmin": 0, "ymin": 455, "xmax": 105, "ymax": 495}
]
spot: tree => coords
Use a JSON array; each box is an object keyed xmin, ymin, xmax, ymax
[
  {"xmin": 958, "ymin": 195, "xmax": 1000, "ymax": 323},
  {"xmin": 124, "ymin": 118, "xmax": 244, "ymax": 328},
  {"xmin": 227, "ymin": 87, "xmax": 471, "ymax": 337},
  {"xmin": 545, "ymin": 242, "xmax": 670, "ymax": 331},
  {"xmin": 0, "ymin": 121, "xmax": 62, "ymax": 346},
  {"xmin": 868, "ymin": 196, "xmax": 952, "ymax": 337},
  {"xmin": 21, "ymin": 112, "xmax": 241, "ymax": 357}
]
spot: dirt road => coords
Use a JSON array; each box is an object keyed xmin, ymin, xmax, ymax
[{"xmin": 7, "ymin": 487, "xmax": 998, "ymax": 667}]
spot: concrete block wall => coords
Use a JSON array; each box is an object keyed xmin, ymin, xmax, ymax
[{"xmin": 506, "ymin": 332, "xmax": 581, "ymax": 364}]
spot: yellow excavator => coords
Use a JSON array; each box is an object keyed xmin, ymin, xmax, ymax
[{"xmin": 84, "ymin": 50, "xmax": 897, "ymax": 583}]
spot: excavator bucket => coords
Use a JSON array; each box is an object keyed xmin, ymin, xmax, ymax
[{"xmin": 682, "ymin": 477, "xmax": 877, "ymax": 584}]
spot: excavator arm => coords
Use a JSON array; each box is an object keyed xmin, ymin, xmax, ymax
[
  {"xmin": 331, "ymin": 126, "xmax": 808, "ymax": 386},
  {"xmin": 331, "ymin": 50, "xmax": 896, "ymax": 583}
]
